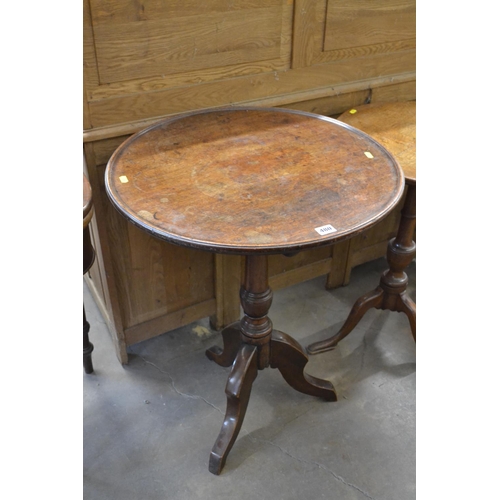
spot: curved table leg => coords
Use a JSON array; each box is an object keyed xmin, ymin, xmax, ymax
[
  {"xmin": 206, "ymin": 322, "xmax": 241, "ymax": 367},
  {"xmin": 307, "ymin": 287, "xmax": 384, "ymax": 355},
  {"xmin": 308, "ymin": 184, "xmax": 416, "ymax": 355},
  {"xmin": 208, "ymin": 255, "xmax": 336, "ymax": 475},
  {"xmin": 209, "ymin": 344, "xmax": 258, "ymax": 475},
  {"xmin": 271, "ymin": 330, "xmax": 337, "ymax": 401},
  {"xmin": 399, "ymin": 293, "xmax": 416, "ymax": 341}
]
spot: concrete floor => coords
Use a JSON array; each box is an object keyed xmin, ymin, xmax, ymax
[{"xmin": 83, "ymin": 257, "xmax": 416, "ymax": 500}]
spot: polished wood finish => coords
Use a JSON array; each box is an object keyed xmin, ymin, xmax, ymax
[
  {"xmin": 105, "ymin": 107, "xmax": 404, "ymax": 474},
  {"xmin": 105, "ymin": 108, "xmax": 404, "ymax": 254},
  {"xmin": 83, "ymin": 174, "xmax": 96, "ymax": 374},
  {"xmin": 307, "ymin": 102, "xmax": 416, "ymax": 355}
]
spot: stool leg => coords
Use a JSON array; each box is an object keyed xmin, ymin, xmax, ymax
[
  {"xmin": 307, "ymin": 184, "xmax": 416, "ymax": 355},
  {"xmin": 83, "ymin": 304, "xmax": 94, "ymax": 374}
]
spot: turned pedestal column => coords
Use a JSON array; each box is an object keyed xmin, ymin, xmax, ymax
[{"xmin": 205, "ymin": 254, "xmax": 336, "ymax": 474}]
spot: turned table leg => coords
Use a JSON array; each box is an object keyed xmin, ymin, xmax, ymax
[
  {"xmin": 206, "ymin": 254, "xmax": 336, "ymax": 475},
  {"xmin": 307, "ymin": 184, "xmax": 416, "ymax": 355}
]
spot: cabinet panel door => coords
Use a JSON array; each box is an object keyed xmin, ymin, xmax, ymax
[
  {"xmin": 90, "ymin": 0, "xmax": 286, "ymax": 84},
  {"xmin": 324, "ymin": 0, "xmax": 416, "ymax": 52},
  {"xmin": 292, "ymin": 0, "xmax": 415, "ymax": 68},
  {"xmin": 85, "ymin": 0, "xmax": 294, "ymax": 129}
]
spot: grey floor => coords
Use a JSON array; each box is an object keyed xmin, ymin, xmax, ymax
[{"xmin": 83, "ymin": 257, "xmax": 416, "ymax": 500}]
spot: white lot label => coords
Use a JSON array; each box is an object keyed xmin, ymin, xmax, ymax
[{"xmin": 314, "ymin": 224, "xmax": 337, "ymax": 236}]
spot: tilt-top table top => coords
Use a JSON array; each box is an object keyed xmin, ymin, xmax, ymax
[{"xmin": 105, "ymin": 107, "xmax": 404, "ymax": 255}]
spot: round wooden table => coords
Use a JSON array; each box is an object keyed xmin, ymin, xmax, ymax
[
  {"xmin": 307, "ymin": 101, "xmax": 416, "ymax": 354},
  {"xmin": 105, "ymin": 107, "xmax": 404, "ymax": 474}
]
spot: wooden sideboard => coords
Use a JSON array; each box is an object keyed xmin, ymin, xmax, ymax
[{"xmin": 83, "ymin": 0, "xmax": 416, "ymax": 363}]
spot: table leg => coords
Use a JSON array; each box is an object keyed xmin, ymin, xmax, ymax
[
  {"xmin": 206, "ymin": 255, "xmax": 336, "ymax": 475},
  {"xmin": 307, "ymin": 184, "xmax": 416, "ymax": 355},
  {"xmin": 206, "ymin": 322, "xmax": 241, "ymax": 367},
  {"xmin": 208, "ymin": 344, "xmax": 258, "ymax": 475},
  {"xmin": 83, "ymin": 304, "xmax": 94, "ymax": 374},
  {"xmin": 270, "ymin": 330, "xmax": 337, "ymax": 400},
  {"xmin": 83, "ymin": 225, "xmax": 95, "ymax": 374}
]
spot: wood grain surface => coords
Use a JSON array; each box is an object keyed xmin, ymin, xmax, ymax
[
  {"xmin": 324, "ymin": 0, "xmax": 416, "ymax": 52},
  {"xmin": 106, "ymin": 107, "xmax": 404, "ymax": 254},
  {"xmin": 337, "ymin": 101, "xmax": 416, "ymax": 184},
  {"xmin": 84, "ymin": 0, "xmax": 415, "ymax": 133}
]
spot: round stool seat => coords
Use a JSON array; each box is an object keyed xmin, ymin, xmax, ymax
[{"xmin": 338, "ymin": 101, "xmax": 416, "ymax": 185}]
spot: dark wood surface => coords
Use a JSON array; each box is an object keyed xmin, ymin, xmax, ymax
[
  {"xmin": 307, "ymin": 102, "xmax": 416, "ymax": 355},
  {"xmin": 104, "ymin": 106, "xmax": 405, "ymax": 474},
  {"xmin": 106, "ymin": 107, "xmax": 404, "ymax": 255}
]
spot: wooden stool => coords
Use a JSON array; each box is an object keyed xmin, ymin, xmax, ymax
[
  {"xmin": 307, "ymin": 102, "xmax": 416, "ymax": 354},
  {"xmin": 83, "ymin": 174, "xmax": 96, "ymax": 373}
]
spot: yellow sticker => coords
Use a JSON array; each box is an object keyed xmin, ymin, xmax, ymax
[
  {"xmin": 349, "ymin": 109, "xmax": 357, "ymax": 114},
  {"xmin": 364, "ymin": 152, "xmax": 374, "ymax": 159},
  {"xmin": 119, "ymin": 175, "xmax": 129, "ymax": 183}
]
